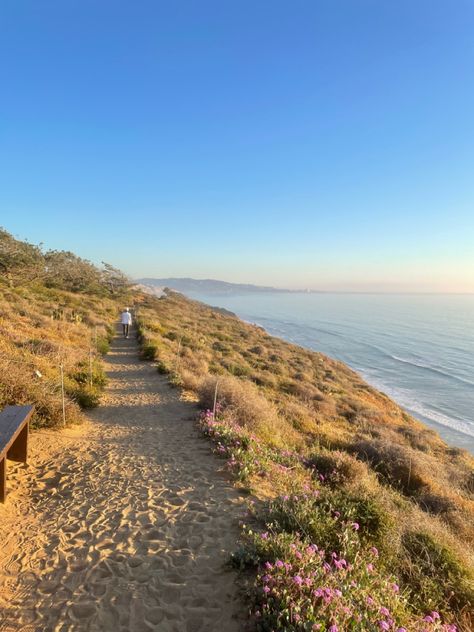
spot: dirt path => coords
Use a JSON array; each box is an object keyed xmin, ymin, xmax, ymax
[{"xmin": 0, "ymin": 334, "xmax": 246, "ymax": 632}]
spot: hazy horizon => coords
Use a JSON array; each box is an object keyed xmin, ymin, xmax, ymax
[{"xmin": 136, "ymin": 275, "xmax": 474, "ymax": 295}]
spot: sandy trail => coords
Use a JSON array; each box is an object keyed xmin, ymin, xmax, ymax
[{"xmin": 0, "ymin": 334, "xmax": 246, "ymax": 631}]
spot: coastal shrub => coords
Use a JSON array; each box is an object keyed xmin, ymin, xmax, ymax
[
  {"xmin": 140, "ymin": 340, "xmax": 158, "ymax": 360},
  {"xmin": 164, "ymin": 330, "xmax": 178, "ymax": 341},
  {"xmin": 235, "ymin": 527, "xmax": 456, "ymax": 632},
  {"xmin": 350, "ymin": 439, "xmax": 429, "ymax": 495},
  {"xmin": 417, "ymin": 492, "xmax": 456, "ymax": 516},
  {"xmin": 70, "ymin": 361, "xmax": 107, "ymax": 388},
  {"xmin": 198, "ymin": 375, "xmax": 283, "ymax": 444},
  {"xmin": 0, "ymin": 356, "xmax": 83, "ymax": 427},
  {"xmin": 70, "ymin": 384, "xmax": 101, "ymax": 408},
  {"xmin": 251, "ymin": 372, "xmax": 277, "ymax": 389},
  {"xmin": 397, "ymin": 425, "xmax": 435, "ymax": 453},
  {"xmin": 225, "ymin": 362, "xmax": 252, "ymax": 377},
  {"xmin": 21, "ymin": 338, "xmax": 58, "ymax": 356},
  {"xmin": 179, "ymin": 368, "xmax": 201, "ymax": 391},
  {"xmin": 401, "ymin": 531, "xmax": 474, "ymax": 616},
  {"xmin": 198, "ymin": 409, "xmax": 261, "ymax": 482},
  {"xmin": 306, "ymin": 449, "xmax": 373, "ymax": 490},
  {"xmin": 212, "ymin": 341, "xmax": 231, "ymax": 353},
  {"xmin": 263, "ymin": 488, "xmax": 393, "ymax": 555},
  {"xmin": 156, "ymin": 360, "xmax": 170, "ymax": 374},
  {"xmin": 96, "ymin": 336, "xmax": 110, "ymax": 355},
  {"xmin": 280, "ymin": 399, "xmax": 316, "ymax": 435}
]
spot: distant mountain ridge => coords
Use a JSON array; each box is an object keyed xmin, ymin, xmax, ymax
[{"xmin": 136, "ymin": 278, "xmax": 292, "ymax": 295}]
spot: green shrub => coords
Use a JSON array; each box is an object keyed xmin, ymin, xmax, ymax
[
  {"xmin": 96, "ymin": 336, "xmax": 110, "ymax": 355},
  {"xmin": 156, "ymin": 360, "xmax": 169, "ymax": 374},
  {"xmin": 227, "ymin": 363, "xmax": 252, "ymax": 377},
  {"xmin": 306, "ymin": 449, "xmax": 370, "ymax": 489},
  {"xmin": 351, "ymin": 439, "xmax": 429, "ymax": 495},
  {"xmin": 140, "ymin": 341, "xmax": 158, "ymax": 360},
  {"xmin": 401, "ymin": 531, "xmax": 474, "ymax": 614},
  {"xmin": 71, "ymin": 385, "xmax": 101, "ymax": 408},
  {"xmin": 262, "ymin": 487, "xmax": 394, "ymax": 556},
  {"xmin": 164, "ymin": 330, "xmax": 178, "ymax": 341},
  {"xmin": 70, "ymin": 363, "xmax": 107, "ymax": 388}
]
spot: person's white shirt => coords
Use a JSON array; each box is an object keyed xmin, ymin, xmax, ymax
[{"xmin": 121, "ymin": 310, "xmax": 132, "ymax": 325}]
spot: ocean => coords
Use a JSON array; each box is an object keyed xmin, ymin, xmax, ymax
[{"xmin": 186, "ymin": 292, "xmax": 474, "ymax": 454}]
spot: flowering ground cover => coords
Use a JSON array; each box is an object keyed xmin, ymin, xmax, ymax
[{"xmin": 199, "ymin": 409, "xmax": 461, "ymax": 632}]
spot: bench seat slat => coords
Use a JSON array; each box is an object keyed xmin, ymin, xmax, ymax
[
  {"xmin": 0, "ymin": 405, "xmax": 34, "ymax": 502},
  {"xmin": 0, "ymin": 405, "xmax": 34, "ymax": 457}
]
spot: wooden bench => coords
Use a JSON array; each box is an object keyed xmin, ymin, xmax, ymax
[{"xmin": 0, "ymin": 405, "xmax": 34, "ymax": 503}]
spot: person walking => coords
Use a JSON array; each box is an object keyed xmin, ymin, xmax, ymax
[{"xmin": 121, "ymin": 308, "xmax": 132, "ymax": 338}]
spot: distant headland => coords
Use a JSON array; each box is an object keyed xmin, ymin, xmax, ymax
[{"xmin": 136, "ymin": 277, "xmax": 296, "ymax": 295}]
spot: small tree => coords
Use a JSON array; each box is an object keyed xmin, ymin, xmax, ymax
[
  {"xmin": 0, "ymin": 228, "xmax": 45, "ymax": 286},
  {"xmin": 44, "ymin": 250, "xmax": 102, "ymax": 293},
  {"xmin": 101, "ymin": 262, "xmax": 130, "ymax": 297}
]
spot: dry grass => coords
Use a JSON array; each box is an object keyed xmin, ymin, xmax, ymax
[
  {"xmin": 135, "ymin": 288, "xmax": 474, "ymax": 627},
  {"xmin": 0, "ymin": 282, "xmax": 121, "ymax": 427}
]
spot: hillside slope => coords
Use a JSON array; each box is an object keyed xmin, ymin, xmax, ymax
[
  {"xmin": 1, "ymin": 230, "xmax": 473, "ymax": 629},
  {"xmin": 0, "ymin": 229, "xmax": 128, "ymax": 427},
  {"xmin": 136, "ymin": 289, "xmax": 474, "ymax": 630}
]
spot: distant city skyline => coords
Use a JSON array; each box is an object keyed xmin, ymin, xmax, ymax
[{"xmin": 1, "ymin": 1, "xmax": 473, "ymax": 293}]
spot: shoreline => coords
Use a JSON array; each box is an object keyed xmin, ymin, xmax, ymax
[
  {"xmin": 257, "ymin": 320, "xmax": 474, "ymax": 455},
  {"xmin": 195, "ymin": 296, "xmax": 474, "ymax": 456}
]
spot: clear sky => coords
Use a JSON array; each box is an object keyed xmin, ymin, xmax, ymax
[{"xmin": 1, "ymin": 1, "xmax": 473, "ymax": 292}]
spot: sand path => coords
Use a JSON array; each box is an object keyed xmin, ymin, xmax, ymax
[{"xmin": 0, "ymin": 334, "xmax": 245, "ymax": 631}]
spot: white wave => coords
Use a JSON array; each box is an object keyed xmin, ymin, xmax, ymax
[
  {"xmin": 389, "ymin": 354, "xmax": 474, "ymax": 387},
  {"xmin": 359, "ymin": 370, "xmax": 474, "ymax": 439}
]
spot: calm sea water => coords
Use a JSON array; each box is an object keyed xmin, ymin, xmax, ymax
[{"xmin": 187, "ymin": 292, "xmax": 474, "ymax": 453}]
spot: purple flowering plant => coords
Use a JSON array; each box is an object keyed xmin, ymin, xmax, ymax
[
  {"xmin": 247, "ymin": 527, "xmax": 456, "ymax": 631},
  {"xmin": 198, "ymin": 409, "xmax": 459, "ymax": 632}
]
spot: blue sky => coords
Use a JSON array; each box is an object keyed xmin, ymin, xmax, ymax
[{"xmin": 1, "ymin": 0, "xmax": 473, "ymax": 291}]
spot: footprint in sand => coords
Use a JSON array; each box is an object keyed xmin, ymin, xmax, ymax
[{"xmin": 0, "ymin": 333, "xmax": 245, "ymax": 631}]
